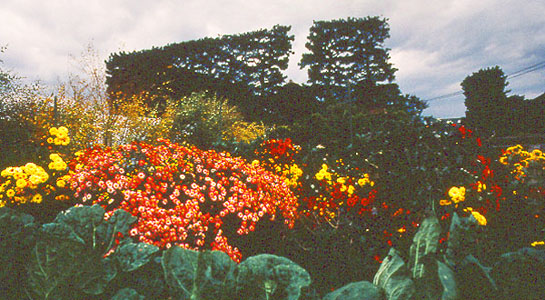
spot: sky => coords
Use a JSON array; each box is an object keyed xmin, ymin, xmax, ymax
[{"xmin": 1, "ymin": 0, "xmax": 544, "ymax": 118}]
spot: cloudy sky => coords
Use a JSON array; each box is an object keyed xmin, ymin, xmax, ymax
[{"xmin": 1, "ymin": 0, "xmax": 544, "ymax": 118}]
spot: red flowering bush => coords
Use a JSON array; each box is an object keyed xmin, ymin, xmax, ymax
[{"xmin": 66, "ymin": 138, "xmax": 299, "ymax": 262}]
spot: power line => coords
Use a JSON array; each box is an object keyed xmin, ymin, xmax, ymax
[
  {"xmin": 507, "ymin": 61, "xmax": 545, "ymax": 79},
  {"xmin": 423, "ymin": 60, "xmax": 545, "ymax": 102}
]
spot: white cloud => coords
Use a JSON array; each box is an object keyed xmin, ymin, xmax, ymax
[{"xmin": 0, "ymin": 0, "xmax": 544, "ymax": 118}]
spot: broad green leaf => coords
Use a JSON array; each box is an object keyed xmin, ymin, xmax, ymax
[
  {"xmin": 409, "ymin": 215, "xmax": 441, "ymax": 279},
  {"xmin": 192, "ymin": 250, "xmax": 237, "ymax": 300},
  {"xmin": 445, "ymin": 212, "xmax": 479, "ymax": 267},
  {"xmin": 115, "ymin": 241, "xmax": 159, "ymax": 272},
  {"xmin": 322, "ymin": 281, "xmax": 383, "ymax": 300},
  {"xmin": 161, "ymin": 246, "xmax": 199, "ymax": 300},
  {"xmin": 436, "ymin": 260, "xmax": 458, "ymax": 300},
  {"xmin": 26, "ymin": 205, "xmax": 137, "ymax": 299},
  {"xmin": 111, "ymin": 288, "xmax": 145, "ymax": 300},
  {"xmin": 234, "ymin": 254, "xmax": 311, "ymax": 300},
  {"xmin": 373, "ymin": 248, "xmax": 415, "ymax": 300}
]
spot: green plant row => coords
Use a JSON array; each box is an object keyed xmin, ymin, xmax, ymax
[
  {"xmin": 0, "ymin": 204, "xmax": 312, "ymax": 300},
  {"xmin": 3, "ymin": 202, "xmax": 543, "ymax": 300}
]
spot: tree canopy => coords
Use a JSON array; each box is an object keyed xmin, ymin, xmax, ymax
[
  {"xmin": 105, "ymin": 25, "xmax": 294, "ymax": 121},
  {"xmin": 299, "ymin": 16, "xmax": 397, "ymax": 103},
  {"xmin": 461, "ymin": 66, "xmax": 510, "ymax": 136}
]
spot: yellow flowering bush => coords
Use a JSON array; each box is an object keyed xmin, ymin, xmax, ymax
[
  {"xmin": 0, "ymin": 163, "xmax": 49, "ymax": 207},
  {"xmin": 0, "ymin": 126, "xmax": 73, "ymax": 210},
  {"xmin": 223, "ymin": 120, "xmax": 267, "ymax": 144},
  {"xmin": 302, "ymin": 160, "xmax": 377, "ymax": 223},
  {"xmin": 499, "ymin": 144, "xmax": 545, "ymax": 183}
]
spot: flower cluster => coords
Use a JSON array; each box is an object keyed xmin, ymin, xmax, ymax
[
  {"xmin": 48, "ymin": 153, "xmax": 68, "ymax": 171},
  {"xmin": 67, "ymin": 138, "xmax": 299, "ymax": 262},
  {"xmin": 0, "ymin": 163, "xmax": 48, "ymax": 207},
  {"xmin": 257, "ymin": 138, "xmax": 300, "ymax": 162},
  {"xmin": 254, "ymin": 138, "xmax": 303, "ymax": 189},
  {"xmin": 463, "ymin": 207, "xmax": 487, "ymax": 226},
  {"xmin": 499, "ymin": 145, "xmax": 545, "ymax": 182},
  {"xmin": 47, "ymin": 126, "xmax": 70, "ymax": 146},
  {"xmin": 0, "ymin": 126, "xmax": 73, "ymax": 208},
  {"xmin": 440, "ymin": 186, "xmax": 466, "ymax": 207},
  {"xmin": 302, "ymin": 160, "xmax": 377, "ymax": 222}
]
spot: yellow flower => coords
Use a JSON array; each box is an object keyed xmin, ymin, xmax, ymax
[
  {"xmin": 499, "ymin": 156, "xmax": 508, "ymax": 165},
  {"xmin": 0, "ymin": 168, "xmax": 10, "ymax": 177},
  {"xmin": 340, "ymin": 185, "xmax": 347, "ymax": 192},
  {"xmin": 56, "ymin": 179, "xmax": 66, "ymax": 188},
  {"xmin": 448, "ymin": 186, "xmax": 466, "ymax": 203},
  {"xmin": 16, "ymin": 179, "xmax": 27, "ymax": 189},
  {"xmin": 58, "ymin": 126, "xmax": 68, "ymax": 135},
  {"xmin": 31, "ymin": 193, "xmax": 42, "ymax": 203},
  {"xmin": 29, "ymin": 175, "xmax": 43, "ymax": 185},
  {"xmin": 56, "ymin": 131, "xmax": 67, "ymax": 139},
  {"xmin": 337, "ymin": 177, "xmax": 346, "ymax": 184},
  {"xmin": 439, "ymin": 199, "xmax": 452, "ymax": 206},
  {"xmin": 471, "ymin": 211, "xmax": 487, "ymax": 226},
  {"xmin": 23, "ymin": 163, "xmax": 38, "ymax": 174},
  {"xmin": 358, "ymin": 178, "xmax": 369, "ymax": 186},
  {"xmin": 6, "ymin": 189, "xmax": 15, "ymax": 198},
  {"xmin": 347, "ymin": 185, "xmax": 355, "ymax": 195},
  {"xmin": 464, "ymin": 207, "xmax": 487, "ymax": 226},
  {"xmin": 476, "ymin": 181, "xmax": 486, "ymax": 192},
  {"xmin": 50, "ymin": 153, "xmax": 61, "ymax": 161},
  {"xmin": 531, "ymin": 149, "xmax": 543, "ymax": 157},
  {"xmin": 49, "ymin": 127, "xmax": 58, "ymax": 136},
  {"xmin": 531, "ymin": 241, "xmax": 545, "ymax": 247},
  {"xmin": 315, "ymin": 172, "xmax": 324, "ymax": 181}
]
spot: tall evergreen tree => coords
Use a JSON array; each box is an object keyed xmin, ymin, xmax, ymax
[
  {"xmin": 299, "ymin": 16, "xmax": 397, "ymax": 103},
  {"xmin": 461, "ymin": 66, "xmax": 509, "ymax": 136}
]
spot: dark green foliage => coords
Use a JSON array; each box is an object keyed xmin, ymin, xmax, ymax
[
  {"xmin": 322, "ymin": 281, "xmax": 383, "ymax": 300},
  {"xmin": 299, "ymin": 16, "xmax": 397, "ymax": 103},
  {"xmin": 234, "ymin": 254, "xmax": 311, "ymax": 300},
  {"xmin": 409, "ymin": 216, "xmax": 441, "ymax": 279},
  {"xmin": 0, "ymin": 50, "xmax": 45, "ymax": 169},
  {"xmin": 25, "ymin": 205, "xmax": 138, "ymax": 299},
  {"xmin": 409, "ymin": 216, "xmax": 444, "ymax": 300},
  {"xmin": 267, "ymin": 81, "xmax": 320, "ymax": 125},
  {"xmin": 115, "ymin": 241, "xmax": 159, "ymax": 272},
  {"xmin": 454, "ymin": 254, "xmax": 497, "ymax": 299},
  {"xmin": 436, "ymin": 260, "xmax": 458, "ymax": 300},
  {"xmin": 105, "ymin": 25, "xmax": 294, "ymax": 121},
  {"xmin": 0, "ymin": 207, "xmax": 39, "ymax": 298},
  {"xmin": 461, "ymin": 66, "xmax": 509, "ymax": 136},
  {"xmin": 110, "ymin": 288, "xmax": 145, "ymax": 300},
  {"xmin": 372, "ymin": 248, "xmax": 415, "ymax": 300},
  {"xmin": 193, "ymin": 250, "xmax": 238, "ymax": 300},
  {"xmin": 490, "ymin": 248, "xmax": 545, "ymax": 299},
  {"xmin": 445, "ymin": 212, "xmax": 480, "ymax": 266},
  {"xmin": 161, "ymin": 246, "xmax": 238, "ymax": 300},
  {"xmin": 161, "ymin": 246, "xmax": 199, "ymax": 299}
]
